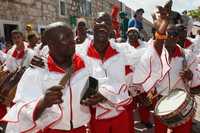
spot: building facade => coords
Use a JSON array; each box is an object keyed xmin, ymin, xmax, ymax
[{"xmin": 0, "ymin": 0, "xmax": 153, "ymax": 41}]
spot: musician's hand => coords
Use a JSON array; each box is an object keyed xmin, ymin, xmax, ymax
[
  {"xmin": 30, "ymin": 56, "xmax": 45, "ymax": 68},
  {"xmin": 128, "ymin": 84, "xmax": 144, "ymax": 97},
  {"xmin": 81, "ymin": 92, "xmax": 106, "ymax": 106},
  {"xmin": 180, "ymin": 69, "xmax": 193, "ymax": 81},
  {"xmin": 153, "ymin": 6, "xmax": 170, "ymax": 30},
  {"xmin": 33, "ymin": 85, "xmax": 64, "ymax": 121},
  {"xmin": 42, "ymin": 85, "xmax": 64, "ymax": 108}
]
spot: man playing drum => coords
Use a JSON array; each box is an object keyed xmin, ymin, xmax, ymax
[{"xmin": 154, "ymin": 24, "xmax": 200, "ymax": 133}]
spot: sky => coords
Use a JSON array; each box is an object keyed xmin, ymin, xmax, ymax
[{"xmin": 118, "ymin": 0, "xmax": 200, "ymax": 22}]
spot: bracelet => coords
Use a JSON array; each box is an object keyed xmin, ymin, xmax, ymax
[{"xmin": 155, "ymin": 32, "xmax": 167, "ymax": 40}]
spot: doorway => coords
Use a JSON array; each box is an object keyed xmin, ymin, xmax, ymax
[{"xmin": 3, "ymin": 24, "xmax": 18, "ymax": 41}]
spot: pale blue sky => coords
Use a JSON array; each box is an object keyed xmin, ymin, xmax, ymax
[{"xmin": 119, "ymin": 0, "xmax": 200, "ymax": 22}]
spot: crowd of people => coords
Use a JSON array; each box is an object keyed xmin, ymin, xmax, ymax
[{"xmin": 0, "ymin": 0, "xmax": 200, "ymax": 133}]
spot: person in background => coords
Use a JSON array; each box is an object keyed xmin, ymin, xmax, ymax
[
  {"xmin": 128, "ymin": 8, "xmax": 148, "ymax": 41},
  {"xmin": 126, "ymin": 27, "xmax": 153, "ymax": 129},
  {"xmin": 0, "ymin": 36, "xmax": 5, "ymax": 50},
  {"xmin": 193, "ymin": 29, "xmax": 200, "ymax": 46},
  {"xmin": 25, "ymin": 24, "xmax": 33, "ymax": 41},
  {"xmin": 75, "ymin": 18, "xmax": 90, "ymax": 45},
  {"xmin": 2, "ymin": 40, "xmax": 13, "ymax": 54},
  {"xmin": 111, "ymin": 5, "xmax": 120, "ymax": 39},
  {"xmin": 3, "ymin": 30, "xmax": 34, "ymax": 73},
  {"xmin": 176, "ymin": 24, "xmax": 193, "ymax": 49},
  {"xmin": 27, "ymin": 32, "xmax": 40, "ymax": 49},
  {"xmin": 0, "ymin": 30, "xmax": 34, "ymax": 132},
  {"xmin": 120, "ymin": 12, "xmax": 129, "ymax": 42}
]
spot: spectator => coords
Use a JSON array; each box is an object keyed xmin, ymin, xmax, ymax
[{"xmin": 128, "ymin": 8, "xmax": 148, "ymax": 40}]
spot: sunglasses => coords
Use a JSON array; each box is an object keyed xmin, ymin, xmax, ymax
[{"xmin": 166, "ymin": 30, "xmax": 178, "ymax": 37}]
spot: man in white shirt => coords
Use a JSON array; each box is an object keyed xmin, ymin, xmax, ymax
[{"xmin": 3, "ymin": 22, "xmax": 92, "ymax": 133}]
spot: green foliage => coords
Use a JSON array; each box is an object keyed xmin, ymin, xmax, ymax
[{"xmin": 188, "ymin": 8, "xmax": 200, "ymax": 20}]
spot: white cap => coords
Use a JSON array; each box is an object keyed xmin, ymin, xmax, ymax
[{"xmin": 127, "ymin": 27, "xmax": 139, "ymax": 34}]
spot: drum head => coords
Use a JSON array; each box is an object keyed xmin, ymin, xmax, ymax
[{"xmin": 155, "ymin": 89, "xmax": 187, "ymax": 116}]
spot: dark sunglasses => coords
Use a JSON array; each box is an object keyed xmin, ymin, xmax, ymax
[{"xmin": 166, "ymin": 30, "xmax": 178, "ymax": 37}]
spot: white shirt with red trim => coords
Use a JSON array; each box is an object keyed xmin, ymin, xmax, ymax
[
  {"xmin": 0, "ymin": 50, "xmax": 6, "ymax": 64},
  {"xmin": 3, "ymin": 54, "xmax": 91, "ymax": 133},
  {"xmin": 112, "ymin": 39, "xmax": 148, "ymax": 66},
  {"xmin": 79, "ymin": 40, "xmax": 169, "ymax": 119},
  {"xmin": 82, "ymin": 42, "xmax": 132, "ymax": 119},
  {"xmin": 190, "ymin": 35, "xmax": 200, "ymax": 55},
  {"xmin": 3, "ymin": 43, "xmax": 34, "ymax": 72},
  {"xmin": 156, "ymin": 45, "xmax": 200, "ymax": 96},
  {"xmin": 113, "ymin": 40, "xmax": 170, "ymax": 92}
]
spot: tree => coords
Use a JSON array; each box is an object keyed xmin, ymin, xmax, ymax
[{"xmin": 188, "ymin": 7, "xmax": 200, "ymax": 20}]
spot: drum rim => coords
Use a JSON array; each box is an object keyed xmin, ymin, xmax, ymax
[
  {"xmin": 154, "ymin": 88, "xmax": 196, "ymax": 127},
  {"xmin": 160, "ymin": 101, "xmax": 196, "ymax": 127}
]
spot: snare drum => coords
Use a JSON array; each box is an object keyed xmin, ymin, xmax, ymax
[
  {"xmin": 154, "ymin": 88, "xmax": 196, "ymax": 127},
  {"xmin": 190, "ymin": 86, "xmax": 200, "ymax": 95}
]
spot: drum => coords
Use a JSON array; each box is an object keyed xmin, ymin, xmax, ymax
[
  {"xmin": 0, "ymin": 67, "xmax": 26, "ymax": 106},
  {"xmin": 190, "ymin": 86, "xmax": 200, "ymax": 95},
  {"xmin": 154, "ymin": 88, "xmax": 196, "ymax": 127}
]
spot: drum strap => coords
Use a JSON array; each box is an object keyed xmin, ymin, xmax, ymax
[{"xmin": 180, "ymin": 48, "xmax": 193, "ymax": 96}]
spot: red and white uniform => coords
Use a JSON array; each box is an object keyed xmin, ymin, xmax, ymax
[
  {"xmin": 3, "ymin": 43, "xmax": 34, "ymax": 72},
  {"xmin": 0, "ymin": 43, "xmax": 34, "ymax": 123},
  {"xmin": 125, "ymin": 39, "xmax": 152, "ymax": 125},
  {"xmin": 182, "ymin": 38, "xmax": 200, "ymax": 55},
  {"xmin": 78, "ymin": 40, "xmax": 169, "ymax": 133},
  {"xmin": 2, "ymin": 54, "xmax": 91, "ymax": 133},
  {"xmin": 32, "ymin": 43, "xmax": 49, "ymax": 58},
  {"xmin": 154, "ymin": 45, "xmax": 200, "ymax": 133},
  {"xmin": 190, "ymin": 35, "xmax": 200, "ymax": 55}
]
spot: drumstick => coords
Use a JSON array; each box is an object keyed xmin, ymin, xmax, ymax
[{"xmin": 59, "ymin": 66, "xmax": 73, "ymax": 87}]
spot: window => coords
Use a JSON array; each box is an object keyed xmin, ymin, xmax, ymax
[
  {"xmin": 80, "ymin": 0, "xmax": 92, "ymax": 16},
  {"xmin": 37, "ymin": 25, "xmax": 46, "ymax": 35},
  {"xmin": 59, "ymin": 0, "xmax": 66, "ymax": 16}
]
